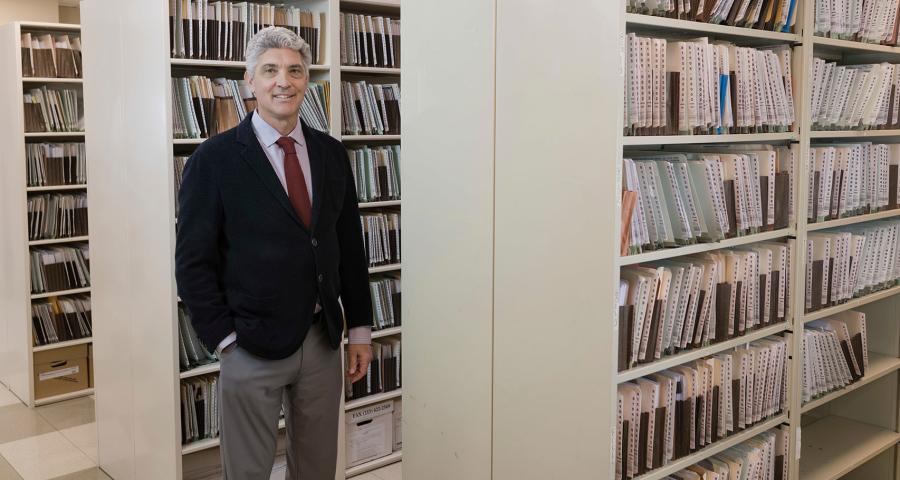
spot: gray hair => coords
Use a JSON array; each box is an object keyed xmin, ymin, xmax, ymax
[{"xmin": 245, "ymin": 26, "xmax": 312, "ymax": 76}]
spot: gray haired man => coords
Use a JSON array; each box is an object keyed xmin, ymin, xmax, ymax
[{"xmin": 175, "ymin": 26, "xmax": 374, "ymax": 479}]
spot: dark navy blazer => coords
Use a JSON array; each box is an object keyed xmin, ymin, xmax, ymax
[{"xmin": 175, "ymin": 114, "xmax": 372, "ymax": 360}]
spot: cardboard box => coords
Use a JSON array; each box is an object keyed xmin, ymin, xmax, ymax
[
  {"xmin": 33, "ymin": 344, "xmax": 89, "ymax": 400},
  {"xmin": 88, "ymin": 343, "xmax": 93, "ymax": 388},
  {"xmin": 346, "ymin": 400, "xmax": 394, "ymax": 467},
  {"xmin": 393, "ymin": 398, "xmax": 402, "ymax": 451}
]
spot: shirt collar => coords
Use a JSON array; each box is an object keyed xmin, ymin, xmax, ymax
[{"xmin": 251, "ymin": 110, "xmax": 306, "ymax": 149}]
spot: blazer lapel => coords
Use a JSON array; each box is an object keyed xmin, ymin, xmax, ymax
[
  {"xmin": 235, "ymin": 115, "xmax": 307, "ymax": 230},
  {"xmin": 303, "ymin": 121, "xmax": 326, "ymax": 231}
]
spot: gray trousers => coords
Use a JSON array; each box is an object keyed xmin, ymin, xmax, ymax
[{"xmin": 218, "ymin": 321, "xmax": 343, "ymax": 480}]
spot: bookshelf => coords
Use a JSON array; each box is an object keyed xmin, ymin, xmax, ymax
[
  {"xmin": 613, "ymin": 2, "xmax": 900, "ymax": 480},
  {"xmin": 0, "ymin": 21, "xmax": 93, "ymax": 408},
  {"xmin": 82, "ymin": 0, "xmax": 400, "ymax": 478}
]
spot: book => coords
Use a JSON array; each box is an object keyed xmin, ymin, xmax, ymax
[
  {"xmin": 627, "ymin": 0, "xmax": 798, "ymax": 33},
  {"xmin": 625, "ymin": 36, "xmax": 794, "ymax": 136},
  {"xmin": 27, "ymin": 192, "xmax": 88, "ymax": 241},
  {"xmin": 29, "ymin": 243, "xmax": 90, "ymax": 294},
  {"xmin": 370, "ymin": 276, "xmax": 401, "ymax": 330},
  {"xmin": 23, "ymin": 87, "xmax": 83, "ymax": 133},
  {"xmin": 348, "ymin": 145, "xmax": 401, "ymax": 203},
  {"xmin": 615, "ymin": 335, "xmax": 789, "ymax": 477},
  {"xmin": 340, "ymin": 13, "xmax": 401, "ymax": 68},
  {"xmin": 808, "ymin": 143, "xmax": 900, "ymax": 223},
  {"xmin": 341, "ymin": 81, "xmax": 400, "ymax": 136},
  {"xmin": 169, "ymin": 0, "xmax": 325, "ymax": 64},
  {"xmin": 814, "ymin": 0, "xmax": 900, "ymax": 45},
  {"xmin": 31, "ymin": 295, "xmax": 92, "ymax": 346},
  {"xmin": 803, "ymin": 310, "xmax": 869, "ymax": 404},
  {"xmin": 180, "ymin": 374, "xmax": 219, "ymax": 444},
  {"xmin": 26, "ymin": 143, "xmax": 86, "ymax": 187},
  {"xmin": 361, "ymin": 211, "xmax": 401, "ymax": 267},
  {"xmin": 810, "ymin": 59, "xmax": 900, "ymax": 131},
  {"xmin": 346, "ymin": 337, "xmax": 401, "ymax": 401}
]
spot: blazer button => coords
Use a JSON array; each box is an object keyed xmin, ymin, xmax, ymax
[
  {"xmin": 317, "ymin": 274, "xmax": 324, "ymax": 283},
  {"xmin": 311, "ymin": 238, "xmax": 318, "ymax": 247}
]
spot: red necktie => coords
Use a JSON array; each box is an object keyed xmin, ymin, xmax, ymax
[{"xmin": 276, "ymin": 136, "xmax": 312, "ymax": 228}]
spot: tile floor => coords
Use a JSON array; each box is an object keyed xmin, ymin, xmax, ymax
[{"xmin": 0, "ymin": 384, "xmax": 400, "ymax": 480}]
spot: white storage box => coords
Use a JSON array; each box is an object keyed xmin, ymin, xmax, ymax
[{"xmin": 346, "ymin": 400, "xmax": 394, "ymax": 467}]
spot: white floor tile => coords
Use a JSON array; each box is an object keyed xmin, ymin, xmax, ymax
[
  {"xmin": 0, "ymin": 386, "xmax": 23, "ymax": 408},
  {"xmin": 57, "ymin": 423, "xmax": 98, "ymax": 463},
  {"xmin": 0, "ymin": 431, "xmax": 94, "ymax": 480},
  {"xmin": 370, "ymin": 461, "xmax": 402, "ymax": 480}
]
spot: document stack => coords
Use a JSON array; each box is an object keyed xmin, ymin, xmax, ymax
[
  {"xmin": 814, "ymin": 0, "xmax": 900, "ymax": 44},
  {"xmin": 341, "ymin": 81, "xmax": 401, "ymax": 136},
  {"xmin": 169, "ymin": 0, "xmax": 324, "ymax": 64},
  {"xmin": 27, "ymin": 193, "xmax": 88, "ymax": 240},
  {"xmin": 807, "ymin": 144, "xmax": 900, "ymax": 223},
  {"xmin": 171, "ymin": 76, "xmax": 253, "ymax": 139},
  {"xmin": 346, "ymin": 338, "xmax": 401, "ymax": 401},
  {"xmin": 624, "ymin": 36, "xmax": 795, "ymax": 136},
  {"xmin": 810, "ymin": 59, "xmax": 900, "ymax": 131},
  {"xmin": 30, "ymin": 244, "xmax": 90, "ymax": 294},
  {"xmin": 348, "ymin": 145, "xmax": 401, "ymax": 202},
  {"xmin": 370, "ymin": 276, "xmax": 401, "ymax": 331},
  {"xmin": 26, "ymin": 143, "xmax": 86, "ymax": 187},
  {"xmin": 23, "ymin": 87, "xmax": 82, "ymax": 133},
  {"xmin": 616, "ymin": 336, "xmax": 789, "ymax": 478},
  {"xmin": 180, "ymin": 374, "xmax": 219, "ymax": 445},
  {"xmin": 361, "ymin": 212, "xmax": 401, "ymax": 268},
  {"xmin": 802, "ymin": 311, "xmax": 869, "ymax": 404},
  {"xmin": 805, "ymin": 221, "xmax": 900, "ymax": 313},
  {"xmin": 627, "ymin": 0, "xmax": 798, "ymax": 33},
  {"xmin": 300, "ymin": 81, "xmax": 330, "ymax": 133},
  {"xmin": 640, "ymin": 427, "xmax": 790, "ymax": 480},
  {"xmin": 622, "ymin": 146, "xmax": 794, "ymax": 255},
  {"xmin": 20, "ymin": 32, "xmax": 82, "ymax": 78},
  {"xmin": 340, "ymin": 13, "xmax": 401, "ymax": 68},
  {"xmin": 32, "ymin": 295, "xmax": 92, "ymax": 347},
  {"xmin": 619, "ymin": 244, "xmax": 791, "ymax": 371},
  {"xmin": 178, "ymin": 305, "xmax": 217, "ymax": 372}
]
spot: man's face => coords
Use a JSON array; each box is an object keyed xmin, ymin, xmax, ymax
[{"xmin": 247, "ymin": 47, "xmax": 308, "ymax": 124}]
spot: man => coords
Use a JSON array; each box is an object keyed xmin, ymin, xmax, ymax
[{"xmin": 176, "ymin": 26, "xmax": 373, "ymax": 479}]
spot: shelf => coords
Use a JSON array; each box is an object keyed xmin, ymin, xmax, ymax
[
  {"xmin": 179, "ymin": 362, "xmax": 220, "ymax": 380},
  {"xmin": 18, "ymin": 22, "xmax": 81, "ymax": 32},
  {"xmin": 173, "ymin": 138, "xmax": 204, "ymax": 145},
  {"xmin": 359, "ymin": 200, "xmax": 401, "ymax": 209},
  {"xmin": 341, "ymin": 66, "xmax": 401, "ymax": 75},
  {"xmin": 181, "ymin": 418, "xmax": 287, "ymax": 455},
  {"xmin": 26, "ymin": 184, "xmax": 87, "ymax": 192},
  {"xmin": 802, "ymin": 352, "xmax": 900, "ymax": 413},
  {"xmin": 344, "ymin": 326, "xmax": 402, "ymax": 344},
  {"xmin": 28, "ymin": 235, "xmax": 89, "ymax": 246},
  {"xmin": 812, "ymin": 35, "xmax": 900, "ymax": 56},
  {"xmin": 22, "ymin": 77, "xmax": 83, "ymax": 84},
  {"xmin": 345, "ymin": 389, "xmax": 401, "ymax": 411},
  {"xmin": 623, "ymin": 132, "xmax": 796, "ymax": 146},
  {"xmin": 618, "ymin": 228, "xmax": 795, "ymax": 266},
  {"xmin": 346, "ymin": 450, "xmax": 402, "ymax": 478},
  {"xmin": 24, "ymin": 132, "xmax": 85, "ymax": 138},
  {"xmin": 800, "ymin": 416, "xmax": 900, "ymax": 480},
  {"xmin": 617, "ymin": 323, "xmax": 790, "ymax": 383},
  {"xmin": 31, "ymin": 287, "xmax": 90, "ymax": 300},
  {"xmin": 803, "ymin": 285, "xmax": 900, "ymax": 323},
  {"xmin": 170, "ymin": 58, "xmax": 331, "ymax": 71},
  {"xmin": 32, "ymin": 337, "xmax": 92, "ymax": 353},
  {"xmin": 343, "ymin": 135, "xmax": 401, "ymax": 141},
  {"xmin": 625, "ymin": 14, "xmax": 801, "ymax": 43},
  {"xmin": 632, "ymin": 414, "xmax": 788, "ymax": 480},
  {"xmin": 33, "ymin": 388, "xmax": 93, "ymax": 406},
  {"xmin": 810, "ymin": 129, "xmax": 900, "ymax": 139},
  {"xmin": 369, "ymin": 264, "xmax": 401, "ymax": 274},
  {"xmin": 806, "ymin": 209, "xmax": 900, "ymax": 231}
]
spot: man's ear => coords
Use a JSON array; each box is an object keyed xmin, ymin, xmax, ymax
[{"xmin": 244, "ymin": 70, "xmax": 254, "ymax": 94}]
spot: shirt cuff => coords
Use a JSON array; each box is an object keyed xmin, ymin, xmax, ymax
[
  {"xmin": 216, "ymin": 332, "xmax": 237, "ymax": 354},
  {"xmin": 348, "ymin": 326, "xmax": 372, "ymax": 345}
]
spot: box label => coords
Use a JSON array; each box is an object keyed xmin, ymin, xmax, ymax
[{"xmin": 39, "ymin": 366, "xmax": 79, "ymax": 382}]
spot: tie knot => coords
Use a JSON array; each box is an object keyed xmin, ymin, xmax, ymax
[{"xmin": 276, "ymin": 136, "xmax": 296, "ymax": 155}]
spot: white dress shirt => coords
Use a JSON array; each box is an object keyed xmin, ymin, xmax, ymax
[{"xmin": 216, "ymin": 112, "xmax": 371, "ymax": 353}]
